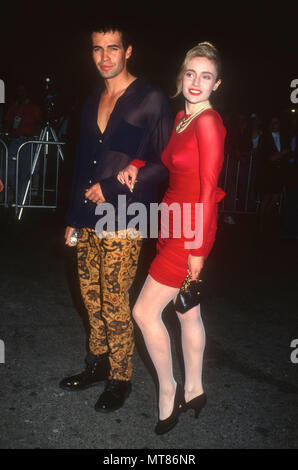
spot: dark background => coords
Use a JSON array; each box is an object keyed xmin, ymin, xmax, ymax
[{"xmin": 0, "ymin": 0, "xmax": 297, "ymax": 121}]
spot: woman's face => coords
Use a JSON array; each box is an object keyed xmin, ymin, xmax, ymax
[{"xmin": 182, "ymin": 56, "xmax": 221, "ymax": 105}]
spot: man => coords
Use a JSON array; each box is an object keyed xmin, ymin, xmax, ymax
[
  {"xmin": 59, "ymin": 24, "xmax": 173, "ymax": 412},
  {"xmin": 256, "ymin": 116, "xmax": 290, "ymax": 232}
]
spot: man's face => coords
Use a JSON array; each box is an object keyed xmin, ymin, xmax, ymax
[
  {"xmin": 92, "ymin": 30, "xmax": 132, "ymax": 79},
  {"xmin": 182, "ymin": 56, "xmax": 221, "ymax": 105}
]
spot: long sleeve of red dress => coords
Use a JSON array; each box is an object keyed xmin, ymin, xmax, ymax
[
  {"xmin": 129, "ymin": 159, "xmax": 146, "ymax": 169},
  {"xmin": 191, "ymin": 111, "xmax": 226, "ymax": 257}
]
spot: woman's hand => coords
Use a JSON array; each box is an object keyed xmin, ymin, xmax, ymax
[
  {"xmin": 187, "ymin": 254, "xmax": 204, "ymax": 280},
  {"xmin": 117, "ymin": 164, "xmax": 139, "ymax": 192}
]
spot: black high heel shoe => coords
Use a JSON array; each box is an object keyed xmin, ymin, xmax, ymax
[
  {"xmin": 182, "ymin": 392, "xmax": 207, "ymax": 418},
  {"xmin": 154, "ymin": 383, "xmax": 184, "ymax": 435}
]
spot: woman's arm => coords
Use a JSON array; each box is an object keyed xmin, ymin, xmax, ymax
[
  {"xmin": 117, "ymin": 163, "xmax": 141, "ymax": 192},
  {"xmin": 190, "ymin": 110, "xmax": 226, "ymax": 258}
]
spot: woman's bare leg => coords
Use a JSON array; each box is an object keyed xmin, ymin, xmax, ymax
[{"xmin": 132, "ymin": 275, "xmax": 179, "ymax": 420}]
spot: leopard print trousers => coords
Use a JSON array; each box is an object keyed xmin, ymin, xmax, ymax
[{"xmin": 76, "ymin": 228, "xmax": 142, "ymax": 381}]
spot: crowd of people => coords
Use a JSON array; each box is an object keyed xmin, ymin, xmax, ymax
[{"xmin": 222, "ymin": 110, "xmax": 298, "ymax": 235}]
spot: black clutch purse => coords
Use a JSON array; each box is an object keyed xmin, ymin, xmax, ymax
[{"xmin": 174, "ymin": 271, "xmax": 203, "ymax": 314}]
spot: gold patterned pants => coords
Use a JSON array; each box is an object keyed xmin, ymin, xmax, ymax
[{"xmin": 76, "ymin": 228, "xmax": 142, "ymax": 381}]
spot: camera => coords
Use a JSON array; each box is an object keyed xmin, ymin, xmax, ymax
[{"xmin": 44, "ymin": 76, "xmax": 58, "ymax": 122}]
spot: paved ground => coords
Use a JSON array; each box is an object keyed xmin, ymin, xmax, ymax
[{"xmin": 0, "ymin": 206, "xmax": 297, "ymax": 449}]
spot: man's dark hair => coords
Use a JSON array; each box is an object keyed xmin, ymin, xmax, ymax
[{"xmin": 90, "ymin": 22, "xmax": 132, "ymax": 51}]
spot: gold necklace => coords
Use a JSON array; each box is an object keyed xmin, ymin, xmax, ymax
[{"xmin": 176, "ymin": 100, "xmax": 212, "ymax": 134}]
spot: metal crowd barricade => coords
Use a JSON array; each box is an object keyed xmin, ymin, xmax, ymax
[
  {"xmin": 13, "ymin": 139, "xmax": 65, "ymax": 220},
  {"xmin": 0, "ymin": 138, "xmax": 8, "ymax": 207},
  {"xmin": 219, "ymin": 152, "xmax": 257, "ymax": 214},
  {"xmin": 219, "ymin": 151, "xmax": 285, "ymax": 215},
  {"xmin": 219, "ymin": 151, "xmax": 260, "ymax": 214},
  {"xmin": 4, "ymin": 140, "xmax": 285, "ymax": 220}
]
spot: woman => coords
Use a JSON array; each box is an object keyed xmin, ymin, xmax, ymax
[{"xmin": 118, "ymin": 42, "xmax": 226, "ymax": 434}]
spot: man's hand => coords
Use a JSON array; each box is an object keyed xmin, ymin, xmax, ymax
[
  {"xmin": 0, "ymin": 179, "xmax": 4, "ymax": 193},
  {"xmin": 270, "ymin": 149, "xmax": 290, "ymax": 162},
  {"xmin": 85, "ymin": 183, "xmax": 105, "ymax": 204},
  {"xmin": 187, "ymin": 254, "xmax": 204, "ymax": 280},
  {"xmin": 65, "ymin": 226, "xmax": 76, "ymax": 247}
]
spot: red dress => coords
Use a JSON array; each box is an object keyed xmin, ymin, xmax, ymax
[{"xmin": 132, "ymin": 109, "xmax": 226, "ymax": 288}]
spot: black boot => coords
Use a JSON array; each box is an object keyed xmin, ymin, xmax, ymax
[
  {"xmin": 59, "ymin": 352, "xmax": 110, "ymax": 391},
  {"xmin": 94, "ymin": 379, "xmax": 132, "ymax": 412}
]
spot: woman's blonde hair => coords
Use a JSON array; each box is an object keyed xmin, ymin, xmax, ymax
[{"xmin": 173, "ymin": 41, "xmax": 221, "ymax": 98}]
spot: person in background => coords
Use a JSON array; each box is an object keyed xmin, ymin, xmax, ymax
[
  {"xmin": 248, "ymin": 113, "xmax": 263, "ymax": 211},
  {"xmin": 280, "ymin": 112, "xmax": 298, "ymax": 238},
  {"xmin": 4, "ymin": 84, "xmax": 42, "ymax": 202},
  {"xmin": 256, "ymin": 116, "xmax": 291, "ymax": 233},
  {"xmin": 232, "ymin": 113, "xmax": 252, "ymax": 212}
]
